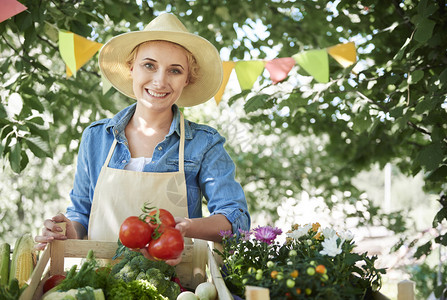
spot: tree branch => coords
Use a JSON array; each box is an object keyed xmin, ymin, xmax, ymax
[{"xmin": 407, "ymin": 121, "xmax": 431, "ymax": 136}]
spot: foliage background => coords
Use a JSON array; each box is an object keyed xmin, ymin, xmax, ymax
[{"xmin": 1, "ymin": 0, "xmax": 446, "ymax": 297}]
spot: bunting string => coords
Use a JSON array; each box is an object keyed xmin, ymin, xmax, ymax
[{"xmin": 0, "ymin": 2, "xmax": 357, "ymax": 104}]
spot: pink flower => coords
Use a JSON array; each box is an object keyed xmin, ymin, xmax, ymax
[{"xmin": 253, "ymin": 226, "xmax": 282, "ymax": 244}]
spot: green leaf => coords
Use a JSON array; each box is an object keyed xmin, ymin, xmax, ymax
[
  {"xmin": 414, "ymin": 18, "xmax": 436, "ymax": 43},
  {"xmin": 228, "ymin": 90, "xmax": 251, "ymax": 107},
  {"xmin": 24, "ymin": 136, "xmax": 51, "ymax": 158},
  {"xmin": 414, "ymin": 241, "xmax": 431, "ymax": 259},
  {"xmin": 433, "ymin": 207, "xmax": 447, "ymax": 226},
  {"xmin": 416, "ymin": 142, "xmax": 444, "ymax": 171},
  {"xmin": 9, "ymin": 141, "xmax": 22, "ymax": 173},
  {"xmin": 244, "ymin": 94, "xmax": 271, "ymax": 114},
  {"xmin": 425, "ymin": 165, "xmax": 447, "ymax": 182},
  {"xmin": 0, "ymin": 103, "xmax": 7, "ymax": 119},
  {"xmin": 409, "ymin": 70, "xmax": 424, "ymax": 84}
]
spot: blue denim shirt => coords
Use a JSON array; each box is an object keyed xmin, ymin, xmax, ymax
[{"xmin": 66, "ymin": 104, "xmax": 251, "ymax": 235}]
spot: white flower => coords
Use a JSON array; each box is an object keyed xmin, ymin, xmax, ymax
[
  {"xmin": 319, "ymin": 235, "xmax": 344, "ymax": 257},
  {"xmin": 338, "ymin": 230, "xmax": 354, "ymax": 241},
  {"xmin": 286, "ymin": 224, "xmax": 312, "ymax": 240},
  {"xmin": 321, "ymin": 227, "xmax": 337, "ymax": 239}
]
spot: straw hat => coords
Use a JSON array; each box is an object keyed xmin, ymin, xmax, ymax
[{"xmin": 99, "ymin": 13, "xmax": 223, "ymax": 107}]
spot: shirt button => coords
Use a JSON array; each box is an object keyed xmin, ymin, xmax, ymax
[
  {"xmin": 114, "ymin": 130, "xmax": 118, "ymax": 134},
  {"xmin": 124, "ymin": 141, "xmax": 128, "ymax": 146},
  {"xmin": 157, "ymin": 146, "xmax": 163, "ymax": 151},
  {"xmin": 122, "ymin": 160, "xmax": 126, "ymax": 163}
]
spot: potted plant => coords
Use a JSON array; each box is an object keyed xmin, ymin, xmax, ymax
[{"xmin": 215, "ymin": 223, "xmax": 386, "ymax": 299}]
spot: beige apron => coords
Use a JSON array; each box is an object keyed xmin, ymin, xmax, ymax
[{"xmin": 88, "ymin": 113, "xmax": 207, "ymax": 289}]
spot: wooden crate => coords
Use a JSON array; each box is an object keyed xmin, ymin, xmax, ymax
[
  {"xmin": 19, "ymin": 239, "xmax": 234, "ymax": 300},
  {"xmin": 19, "ymin": 239, "xmax": 414, "ymax": 300}
]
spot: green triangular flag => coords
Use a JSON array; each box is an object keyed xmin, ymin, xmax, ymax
[
  {"xmin": 293, "ymin": 49, "xmax": 329, "ymax": 83},
  {"xmin": 101, "ymin": 71, "xmax": 112, "ymax": 95},
  {"xmin": 59, "ymin": 30, "xmax": 77, "ymax": 77},
  {"xmin": 234, "ymin": 61, "xmax": 265, "ymax": 90}
]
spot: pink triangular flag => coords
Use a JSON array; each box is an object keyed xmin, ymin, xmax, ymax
[
  {"xmin": 265, "ymin": 57, "xmax": 296, "ymax": 84},
  {"xmin": 0, "ymin": 0, "xmax": 27, "ymax": 23}
]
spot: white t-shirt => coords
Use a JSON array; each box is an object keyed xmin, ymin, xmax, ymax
[{"xmin": 124, "ymin": 157, "xmax": 152, "ymax": 172}]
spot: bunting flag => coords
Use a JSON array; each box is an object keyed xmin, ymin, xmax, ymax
[
  {"xmin": 58, "ymin": 30, "xmax": 103, "ymax": 77},
  {"xmin": 214, "ymin": 61, "xmax": 236, "ymax": 105},
  {"xmin": 292, "ymin": 49, "xmax": 329, "ymax": 83},
  {"xmin": 327, "ymin": 41, "xmax": 357, "ymax": 68},
  {"xmin": 265, "ymin": 57, "xmax": 296, "ymax": 84},
  {"xmin": 101, "ymin": 72, "xmax": 113, "ymax": 95},
  {"xmin": 0, "ymin": 0, "xmax": 27, "ymax": 23},
  {"xmin": 234, "ymin": 61, "xmax": 265, "ymax": 90}
]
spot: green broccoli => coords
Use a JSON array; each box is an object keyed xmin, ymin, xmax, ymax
[
  {"xmin": 110, "ymin": 259, "xmax": 128, "ymax": 276},
  {"xmin": 130, "ymin": 254, "xmax": 154, "ymax": 271},
  {"xmin": 113, "ymin": 263, "xmax": 139, "ymax": 282},
  {"xmin": 163, "ymin": 281, "xmax": 181, "ymax": 300},
  {"xmin": 145, "ymin": 268, "xmax": 170, "ymax": 294}
]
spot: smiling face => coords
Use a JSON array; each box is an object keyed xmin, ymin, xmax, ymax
[{"xmin": 130, "ymin": 41, "xmax": 190, "ymax": 112}]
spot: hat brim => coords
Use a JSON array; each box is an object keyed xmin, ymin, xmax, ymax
[{"xmin": 99, "ymin": 31, "xmax": 223, "ymax": 107}]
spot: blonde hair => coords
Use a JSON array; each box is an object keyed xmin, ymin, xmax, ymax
[{"xmin": 126, "ymin": 40, "xmax": 199, "ymax": 84}]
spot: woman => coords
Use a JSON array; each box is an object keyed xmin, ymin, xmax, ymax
[{"xmin": 35, "ymin": 14, "xmax": 250, "ymax": 270}]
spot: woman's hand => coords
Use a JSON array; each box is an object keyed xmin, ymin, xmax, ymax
[
  {"xmin": 173, "ymin": 216, "xmax": 192, "ymax": 236},
  {"xmin": 139, "ymin": 247, "xmax": 182, "ymax": 266},
  {"xmin": 34, "ymin": 213, "xmax": 79, "ymax": 250}
]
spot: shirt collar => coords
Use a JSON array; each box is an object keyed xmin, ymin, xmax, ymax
[{"xmin": 106, "ymin": 103, "xmax": 193, "ymax": 140}]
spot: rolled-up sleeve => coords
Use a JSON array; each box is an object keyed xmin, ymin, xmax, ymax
[
  {"xmin": 65, "ymin": 128, "xmax": 92, "ymax": 231},
  {"xmin": 199, "ymin": 133, "xmax": 251, "ymax": 234}
]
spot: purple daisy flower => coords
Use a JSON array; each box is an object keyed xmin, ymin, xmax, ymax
[
  {"xmin": 219, "ymin": 230, "xmax": 234, "ymax": 239},
  {"xmin": 238, "ymin": 229, "xmax": 251, "ymax": 241},
  {"xmin": 253, "ymin": 226, "xmax": 282, "ymax": 244}
]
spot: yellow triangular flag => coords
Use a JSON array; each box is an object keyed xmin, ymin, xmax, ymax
[
  {"xmin": 214, "ymin": 61, "xmax": 235, "ymax": 105},
  {"xmin": 59, "ymin": 30, "xmax": 103, "ymax": 77},
  {"xmin": 293, "ymin": 49, "xmax": 329, "ymax": 83},
  {"xmin": 66, "ymin": 65, "xmax": 73, "ymax": 78},
  {"xmin": 73, "ymin": 33, "xmax": 103, "ymax": 70},
  {"xmin": 234, "ymin": 61, "xmax": 265, "ymax": 90},
  {"xmin": 327, "ymin": 42, "xmax": 356, "ymax": 68}
]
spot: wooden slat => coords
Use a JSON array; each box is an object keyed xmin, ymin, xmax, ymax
[
  {"xmin": 207, "ymin": 243, "xmax": 233, "ymax": 300},
  {"xmin": 49, "ymin": 240, "xmax": 65, "ymax": 275},
  {"xmin": 398, "ymin": 280, "xmax": 415, "ymax": 300},
  {"xmin": 245, "ymin": 286, "xmax": 270, "ymax": 300},
  {"xmin": 62, "ymin": 240, "xmax": 117, "ymax": 259}
]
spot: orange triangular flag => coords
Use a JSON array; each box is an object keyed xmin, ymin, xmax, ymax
[
  {"xmin": 214, "ymin": 61, "xmax": 235, "ymax": 105},
  {"xmin": 265, "ymin": 57, "xmax": 296, "ymax": 84},
  {"xmin": 327, "ymin": 42, "xmax": 357, "ymax": 68},
  {"xmin": 0, "ymin": 0, "xmax": 27, "ymax": 23}
]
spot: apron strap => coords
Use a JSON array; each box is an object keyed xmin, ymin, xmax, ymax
[
  {"xmin": 104, "ymin": 139, "xmax": 118, "ymax": 167},
  {"xmin": 179, "ymin": 112, "xmax": 185, "ymax": 173}
]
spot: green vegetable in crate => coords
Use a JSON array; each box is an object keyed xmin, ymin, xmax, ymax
[
  {"xmin": 43, "ymin": 286, "xmax": 105, "ymax": 300},
  {"xmin": 9, "ymin": 233, "xmax": 35, "ymax": 287},
  {"xmin": 0, "ymin": 243, "xmax": 10, "ymax": 286},
  {"xmin": 0, "ymin": 278, "xmax": 27, "ymax": 299}
]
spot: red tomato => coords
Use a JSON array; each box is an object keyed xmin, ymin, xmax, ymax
[
  {"xmin": 43, "ymin": 274, "xmax": 66, "ymax": 293},
  {"xmin": 145, "ymin": 208, "xmax": 176, "ymax": 229},
  {"xmin": 148, "ymin": 227, "xmax": 184, "ymax": 260},
  {"xmin": 119, "ymin": 216, "xmax": 153, "ymax": 249}
]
